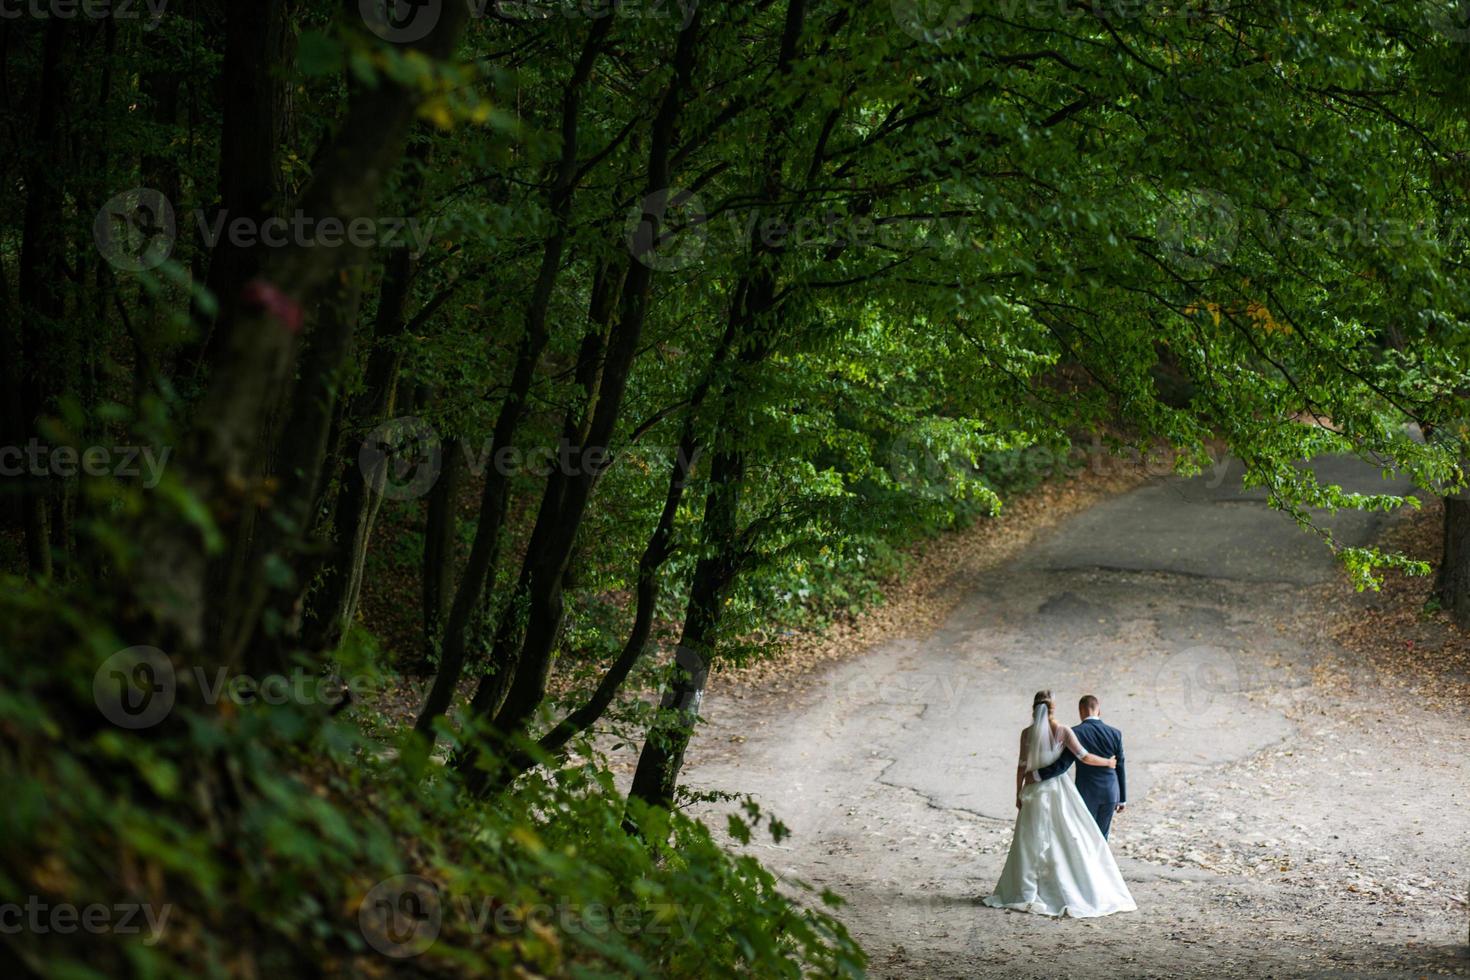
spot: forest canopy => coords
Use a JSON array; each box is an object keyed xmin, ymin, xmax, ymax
[{"xmin": 2, "ymin": 0, "xmax": 1468, "ymax": 975}]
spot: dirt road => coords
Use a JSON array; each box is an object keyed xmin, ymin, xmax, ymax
[{"xmin": 686, "ymin": 456, "xmax": 1469, "ymax": 978}]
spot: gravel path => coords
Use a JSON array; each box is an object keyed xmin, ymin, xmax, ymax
[{"xmin": 685, "ymin": 456, "xmax": 1470, "ymax": 978}]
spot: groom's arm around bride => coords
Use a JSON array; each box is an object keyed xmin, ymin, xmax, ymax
[{"xmin": 1030, "ymin": 694, "xmax": 1126, "ymax": 839}]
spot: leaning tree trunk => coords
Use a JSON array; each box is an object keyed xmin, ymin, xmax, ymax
[
  {"xmin": 495, "ymin": 318, "xmax": 738, "ymax": 783},
  {"xmin": 616, "ymin": 239, "xmax": 787, "ymax": 820},
  {"xmin": 626, "ymin": 447, "xmax": 745, "ymax": 813},
  {"xmin": 448, "ymin": 289, "xmax": 618, "ymax": 741},
  {"xmin": 427, "ymin": 258, "xmax": 625, "ymax": 753},
  {"xmin": 412, "ymin": 19, "xmax": 613, "ymax": 743},
  {"xmin": 452, "ymin": 12, "xmax": 705, "ymax": 794},
  {"xmin": 123, "ymin": 1, "xmax": 472, "ymax": 656},
  {"xmin": 625, "ymin": 0, "xmax": 808, "ymax": 820}
]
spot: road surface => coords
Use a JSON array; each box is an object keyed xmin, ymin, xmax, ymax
[{"xmin": 687, "ymin": 456, "xmax": 1468, "ymax": 978}]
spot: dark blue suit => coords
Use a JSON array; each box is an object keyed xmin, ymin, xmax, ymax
[{"xmin": 1036, "ymin": 717, "xmax": 1126, "ymax": 838}]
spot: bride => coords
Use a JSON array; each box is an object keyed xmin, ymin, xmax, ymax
[{"xmin": 982, "ymin": 690, "xmax": 1137, "ymax": 918}]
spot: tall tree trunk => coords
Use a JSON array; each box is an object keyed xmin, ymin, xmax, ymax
[
  {"xmin": 1437, "ymin": 489, "xmax": 1470, "ymax": 628},
  {"xmin": 235, "ymin": 268, "xmax": 366, "ymax": 674},
  {"xmin": 413, "ymin": 20, "xmax": 613, "ymax": 741},
  {"xmin": 188, "ymin": 0, "xmax": 290, "ymax": 375},
  {"xmin": 16, "ymin": 19, "xmax": 70, "ymax": 580},
  {"xmin": 617, "ymin": 270, "xmax": 784, "ymax": 822},
  {"xmin": 626, "ymin": 446, "xmax": 745, "ymax": 812},
  {"xmin": 454, "ymin": 11, "xmax": 704, "ymax": 793},
  {"xmin": 421, "ymin": 434, "xmax": 464, "ymax": 666},
  {"xmin": 124, "ymin": 2, "xmax": 473, "ymax": 656},
  {"xmin": 623, "ymin": 0, "xmax": 809, "ymax": 820},
  {"xmin": 0, "ymin": 251, "xmax": 20, "ymax": 570},
  {"xmin": 71, "ymin": 18, "xmax": 120, "ymax": 586},
  {"xmin": 300, "ymin": 248, "xmax": 416, "ymax": 652}
]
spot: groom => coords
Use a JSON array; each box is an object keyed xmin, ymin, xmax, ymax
[{"xmin": 1032, "ymin": 694, "xmax": 1127, "ymax": 838}]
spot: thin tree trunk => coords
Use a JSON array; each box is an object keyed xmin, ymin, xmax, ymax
[
  {"xmin": 446, "ymin": 290, "xmax": 617, "ymax": 735},
  {"xmin": 71, "ymin": 18, "xmax": 120, "ymax": 585},
  {"xmin": 518, "ymin": 421, "xmax": 699, "ymax": 768},
  {"xmin": 421, "ymin": 434, "xmax": 464, "ymax": 666},
  {"xmin": 124, "ymin": 2, "xmax": 472, "ymax": 656},
  {"xmin": 616, "ymin": 294, "xmax": 781, "ymax": 820},
  {"xmin": 626, "ymin": 446, "xmax": 745, "ymax": 812},
  {"xmin": 502, "ymin": 316, "xmax": 738, "ymax": 779},
  {"xmin": 625, "ymin": 0, "xmax": 811, "ymax": 818},
  {"xmin": 1438, "ymin": 490, "xmax": 1470, "ymax": 628},
  {"xmin": 0, "ymin": 250, "xmax": 20, "ymax": 570},
  {"xmin": 16, "ymin": 19, "xmax": 70, "ymax": 580},
  {"xmin": 413, "ymin": 20, "xmax": 613, "ymax": 741},
  {"xmin": 300, "ymin": 248, "xmax": 415, "ymax": 652},
  {"xmin": 15, "ymin": 21, "xmax": 71, "ymax": 581},
  {"xmin": 455, "ymin": 11, "xmax": 704, "ymax": 793}
]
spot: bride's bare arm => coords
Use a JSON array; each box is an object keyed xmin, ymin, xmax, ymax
[{"xmin": 1061, "ymin": 724, "xmax": 1117, "ymax": 768}]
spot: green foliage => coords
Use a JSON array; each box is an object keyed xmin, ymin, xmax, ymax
[
  {"xmin": 0, "ymin": 585, "xmax": 861, "ymax": 978},
  {"xmin": 11, "ymin": 3, "xmax": 1470, "ymax": 975}
]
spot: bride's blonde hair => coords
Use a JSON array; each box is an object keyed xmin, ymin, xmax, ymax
[{"xmin": 1032, "ymin": 690, "xmax": 1056, "ymax": 717}]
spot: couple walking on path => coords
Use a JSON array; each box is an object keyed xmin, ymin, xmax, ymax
[{"xmin": 982, "ymin": 691, "xmax": 1136, "ymax": 919}]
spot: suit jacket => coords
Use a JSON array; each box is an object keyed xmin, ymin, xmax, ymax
[{"xmin": 1035, "ymin": 717, "xmax": 1126, "ymax": 805}]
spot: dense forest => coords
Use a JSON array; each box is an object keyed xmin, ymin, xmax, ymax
[{"xmin": 2, "ymin": 0, "xmax": 1469, "ymax": 975}]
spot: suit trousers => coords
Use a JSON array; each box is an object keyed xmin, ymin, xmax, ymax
[{"xmin": 1087, "ymin": 798, "xmax": 1115, "ymax": 838}]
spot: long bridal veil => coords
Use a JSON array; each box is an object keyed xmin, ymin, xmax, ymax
[{"xmin": 1024, "ymin": 702, "xmax": 1058, "ymax": 773}]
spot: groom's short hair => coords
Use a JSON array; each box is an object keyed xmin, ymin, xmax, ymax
[{"xmin": 1079, "ymin": 694, "xmax": 1099, "ymax": 715}]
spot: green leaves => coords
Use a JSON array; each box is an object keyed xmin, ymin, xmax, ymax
[{"xmin": 297, "ymin": 30, "xmax": 344, "ymax": 78}]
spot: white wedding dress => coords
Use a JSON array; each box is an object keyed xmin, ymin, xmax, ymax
[{"xmin": 982, "ymin": 714, "xmax": 1136, "ymax": 918}]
